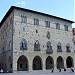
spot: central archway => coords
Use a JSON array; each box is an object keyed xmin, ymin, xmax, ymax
[
  {"xmin": 57, "ymin": 56, "xmax": 64, "ymax": 69},
  {"xmin": 66, "ymin": 56, "xmax": 73, "ymax": 68},
  {"xmin": 46, "ymin": 56, "xmax": 54, "ymax": 69},
  {"xmin": 33, "ymin": 56, "xmax": 42, "ymax": 70},
  {"xmin": 17, "ymin": 55, "xmax": 28, "ymax": 71}
]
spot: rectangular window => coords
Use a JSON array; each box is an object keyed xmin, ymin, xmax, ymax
[
  {"xmin": 64, "ymin": 25, "xmax": 68, "ymax": 31},
  {"xmin": 34, "ymin": 18, "xmax": 39, "ymax": 25},
  {"xmin": 56, "ymin": 23, "xmax": 60, "ymax": 29},
  {"xmin": 45, "ymin": 21, "xmax": 50, "ymax": 27},
  {"xmin": 21, "ymin": 15, "xmax": 27, "ymax": 23}
]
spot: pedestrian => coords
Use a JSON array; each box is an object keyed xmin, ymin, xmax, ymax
[
  {"xmin": 71, "ymin": 67, "xmax": 74, "ymax": 72},
  {"xmin": 51, "ymin": 68, "xmax": 54, "ymax": 73},
  {"xmin": 0, "ymin": 69, "xmax": 3, "ymax": 73},
  {"xmin": 64, "ymin": 68, "xmax": 66, "ymax": 71},
  {"xmin": 59, "ymin": 68, "xmax": 61, "ymax": 72}
]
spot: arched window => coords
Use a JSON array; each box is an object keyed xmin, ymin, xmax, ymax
[
  {"xmin": 34, "ymin": 40, "xmax": 40, "ymax": 51},
  {"xmin": 57, "ymin": 42, "xmax": 62, "ymax": 52},
  {"xmin": 46, "ymin": 41, "xmax": 53, "ymax": 53},
  {"xmin": 66, "ymin": 43, "xmax": 71, "ymax": 52},
  {"xmin": 20, "ymin": 39, "xmax": 27, "ymax": 50}
]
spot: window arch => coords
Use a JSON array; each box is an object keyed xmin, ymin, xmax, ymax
[
  {"xmin": 47, "ymin": 41, "xmax": 51, "ymax": 49},
  {"xmin": 20, "ymin": 39, "xmax": 27, "ymax": 50},
  {"xmin": 66, "ymin": 43, "xmax": 71, "ymax": 52},
  {"xmin": 57, "ymin": 42, "xmax": 62, "ymax": 52},
  {"xmin": 46, "ymin": 41, "xmax": 53, "ymax": 53},
  {"xmin": 34, "ymin": 40, "xmax": 40, "ymax": 51}
]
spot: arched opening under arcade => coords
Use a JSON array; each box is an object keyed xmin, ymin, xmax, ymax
[
  {"xmin": 33, "ymin": 56, "xmax": 42, "ymax": 70},
  {"xmin": 66, "ymin": 56, "xmax": 73, "ymax": 68},
  {"xmin": 57, "ymin": 56, "xmax": 64, "ymax": 69},
  {"xmin": 17, "ymin": 55, "xmax": 28, "ymax": 71},
  {"xmin": 46, "ymin": 56, "xmax": 54, "ymax": 69}
]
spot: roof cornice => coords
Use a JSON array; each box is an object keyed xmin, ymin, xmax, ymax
[{"xmin": 0, "ymin": 6, "xmax": 74, "ymax": 27}]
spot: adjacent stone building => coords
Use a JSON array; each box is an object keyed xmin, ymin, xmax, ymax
[
  {"xmin": 72, "ymin": 28, "xmax": 75, "ymax": 51},
  {"xmin": 0, "ymin": 6, "xmax": 74, "ymax": 72}
]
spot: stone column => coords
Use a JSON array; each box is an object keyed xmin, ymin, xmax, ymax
[
  {"xmin": 64, "ymin": 59, "xmax": 67, "ymax": 68},
  {"xmin": 73, "ymin": 54, "xmax": 75, "ymax": 68},
  {"xmin": 13, "ymin": 55, "xmax": 17, "ymax": 72},
  {"xmin": 29, "ymin": 58, "xmax": 33, "ymax": 71},
  {"xmin": 54, "ymin": 59, "xmax": 57, "ymax": 70},
  {"xmin": 42, "ymin": 59, "xmax": 46, "ymax": 70},
  {"xmin": 13, "ymin": 60, "xmax": 17, "ymax": 72}
]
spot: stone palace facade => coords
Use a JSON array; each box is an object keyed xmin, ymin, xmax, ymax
[{"xmin": 0, "ymin": 6, "xmax": 75, "ymax": 72}]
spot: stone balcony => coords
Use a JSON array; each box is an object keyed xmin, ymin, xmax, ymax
[
  {"xmin": 66, "ymin": 49, "xmax": 71, "ymax": 52},
  {"xmin": 57, "ymin": 49, "xmax": 62, "ymax": 52},
  {"xmin": 46, "ymin": 48, "xmax": 53, "ymax": 53}
]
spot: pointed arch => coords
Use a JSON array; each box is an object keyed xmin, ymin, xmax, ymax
[
  {"xmin": 17, "ymin": 55, "xmax": 28, "ymax": 71},
  {"xmin": 33, "ymin": 56, "xmax": 42, "ymax": 70},
  {"xmin": 57, "ymin": 56, "xmax": 64, "ymax": 69},
  {"xmin": 66, "ymin": 56, "xmax": 73, "ymax": 68},
  {"xmin": 46, "ymin": 56, "xmax": 54, "ymax": 69}
]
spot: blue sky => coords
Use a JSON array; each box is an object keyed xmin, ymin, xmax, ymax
[{"xmin": 0, "ymin": 0, "xmax": 75, "ymax": 27}]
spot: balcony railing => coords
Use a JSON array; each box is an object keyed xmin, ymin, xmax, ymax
[
  {"xmin": 20, "ymin": 47, "xmax": 27, "ymax": 50},
  {"xmin": 57, "ymin": 49, "xmax": 62, "ymax": 52},
  {"xmin": 66, "ymin": 49, "xmax": 71, "ymax": 52},
  {"xmin": 34, "ymin": 48, "xmax": 40, "ymax": 51},
  {"xmin": 46, "ymin": 48, "xmax": 53, "ymax": 53}
]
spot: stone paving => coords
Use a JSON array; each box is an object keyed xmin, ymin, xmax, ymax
[{"xmin": 0, "ymin": 70, "xmax": 75, "ymax": 75}]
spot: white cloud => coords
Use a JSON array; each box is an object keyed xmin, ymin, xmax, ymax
[{"xmin": 17, "ymin": 1, "xmax": 26, "ymax": 5}]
